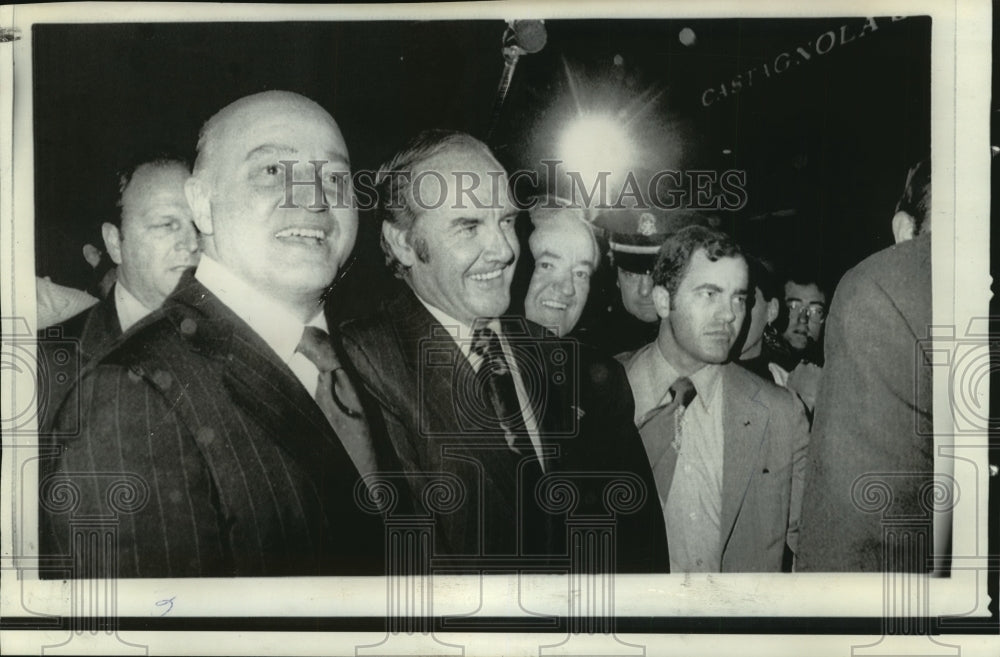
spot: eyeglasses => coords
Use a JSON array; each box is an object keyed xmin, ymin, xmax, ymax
[{"xmin": 787, "ymin": 300, "xmax": 826, "ymax": 321}]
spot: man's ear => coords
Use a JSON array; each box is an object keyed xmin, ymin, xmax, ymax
[
  {"xmin": 382, "ymin": 221, "xmax": 417, "ymax": 268},
  {"xmin": 101, "ymin": 222, "xmax": 123, "ymax": 266},
  {"xmin": 82, "ymin": 243, "xmax": 102, "ymax": 269},
  {"xmin": 651, "ymin": 285, "xmax": 671, "ymax": 320},
  {"xmin": 766, "ymin": 297, "xmax": 780, "ymax": 324},
  {"xmin": 891, "ymin": 210, "xmax": 915, "ymax": 244},
  {"xmin": 185, "ymin": 176, "xmax": 214, "ymax": 236}
]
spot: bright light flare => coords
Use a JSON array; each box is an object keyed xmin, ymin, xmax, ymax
[{"xmin": 558, "ymin": 114, "xmax": 634, "ymax": 184}]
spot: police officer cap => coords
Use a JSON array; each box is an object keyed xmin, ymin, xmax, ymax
[{"xmin": 593, "ymin": 207, "xmax": 718, "ymax": 273}]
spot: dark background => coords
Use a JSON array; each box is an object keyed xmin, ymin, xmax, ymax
[{"xmin": 32, "ymin": 17, "xmax": 930, "ymax": 320}]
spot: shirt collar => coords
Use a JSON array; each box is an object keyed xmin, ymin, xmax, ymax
[
  {"xmin": 653, "ymin": 341, "xmax": 722, "ymax": 409},
  {"xmin": 114, "ymin": 281, "xmax": 155, "ymax": 332},
  {"xmin": 415, "ymin": 294, "xmax": 500, "ymax": 367},
  {"xmin": 195, "ymin": 254, "xmax": 327, "ymax": 363}
]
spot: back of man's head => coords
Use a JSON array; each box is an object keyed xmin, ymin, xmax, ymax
[
  {"xmin": 892, "ymin": 157, "xmax": 931, "ymax": 242},
  {"xmin": 746, "ymin": 254, "xmax": 780, "ymax": 302}
]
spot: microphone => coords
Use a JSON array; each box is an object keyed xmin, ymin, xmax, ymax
[
  {"xmin": 505, "ymin": 19, "xmax": 547, "ymax": 56},
  {"xmin": 488, "ymin": 20, "xmax": 547, "ymax": 139}
]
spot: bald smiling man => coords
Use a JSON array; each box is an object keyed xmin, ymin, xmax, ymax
[{"xmin": 40, "ymin": 91, "xmax": 388, "ymax": 578}]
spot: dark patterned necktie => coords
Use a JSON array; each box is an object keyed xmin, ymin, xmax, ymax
[
  {"xmin": 470, "ymin": 327, "xmax": 537, "ymax": 461},
  {"xmin": 295, "ymin": 326, "xmax": 377, "ymax": 478},
  {"xmin": 638, "ymin": 376, "xmax": 698, "ymax": 501}
]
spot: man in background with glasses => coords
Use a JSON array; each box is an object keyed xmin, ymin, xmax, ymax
[
  {"xmin": 781, "ymin": 271, "xmax": 828, "ymax": 364},
  {"xmin": 774, "ymin": 270, "xmax": 828, "ymax": 415}
]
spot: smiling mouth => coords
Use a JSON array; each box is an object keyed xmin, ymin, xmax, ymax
[
  {"xmin": 541, "ymin": 300, "xmax": 568, "ymax": 311},
  {"xmin": 470, "ymin": 269, "xmax": 504, "ymax": 282},
  {"xmin": 275, "ymin": 227, "xmax": 327, "ymax": 245}
]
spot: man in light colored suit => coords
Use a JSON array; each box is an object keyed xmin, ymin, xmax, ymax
[
  {"xmin": 620, "ymin": 225, "xmax": 809, "ymax": 572},
  {"xmin": 41, "ymin": 91, "xmax": 387, "ymax": 578},
  {"xmin": 798, "ymin": 158, "xmax": 935, "ymax": 572}
]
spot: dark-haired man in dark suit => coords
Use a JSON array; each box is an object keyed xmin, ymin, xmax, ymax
[
  {"xmin": 38, "ymin": 157, "xmax": 199, "ymax": 430},
  {"xmin": 340, "ymin": 130, "xmax": 668, "ymax": 572}
]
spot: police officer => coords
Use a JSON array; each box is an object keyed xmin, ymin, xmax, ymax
[{"xmin": 590, "ymin": 207, "xmax": 717, "ymax": 356}]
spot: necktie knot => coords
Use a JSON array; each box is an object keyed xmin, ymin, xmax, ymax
[
  {"xmin": 472, "ymin": 327, "xmax": 512, "ymax": 375},
  {"xmin": 635, "ymin": 375, "xmax": 697, "ymax": 430},
  {"xmin": 296, "ymin": 325, "xmax": 361, "ymax": 420},
  {"xmin": 669, "ymin": 377, "xmax": 697, "ymax": 410},
  {"xmin": 296, "ymin": 326, "xmax": 340, "ymax": 374},
  {"xmin": 471, "ymin": 326, "xmax": 498, "ymax": 355}
]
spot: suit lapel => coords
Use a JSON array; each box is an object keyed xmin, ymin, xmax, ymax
[
  {"xmin": 79, "ymin": 288, "xmax": 123, "ymax": 361},
  {"xmin": 389, "ymin": 291, "xmax": 475, "ymax": 438},
  {"xmin": 638, "ymin": 405, "xmax": 679, "ymax": 505},
  {"xmin": 720, "ymin": 364, "xmax": 769, "ymax": 548},
  {"xmin": 387, "ymin": 292, "xmax": 523, "ymax": 513},
  {"xmin": 167, "ymin": 274, "xmax": 363, "ymax": 484}
]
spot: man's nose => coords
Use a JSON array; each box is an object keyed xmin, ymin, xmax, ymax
[
  {"xmin": 176, "ymin": 222, "xmax": 199, "ymax": 253},
  {"xmin": 483, "ymin": 222, "xmax": 517, "ymax": 264},
  {"xmin": 716, "ymin": 299, "xmax": 737, "ymax": 323},
  {"xmin": 557, "ymin": 271, "xmax": 576, "ymax": 297},
  {"xmin": 298, "ymin": 178, "xmax": 330, "ymax": 213},
  {"xmin": 637, "ymin": 274, "xmax": 653, "ymax": 296}
]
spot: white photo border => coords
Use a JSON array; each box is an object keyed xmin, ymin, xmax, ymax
[{"xmin": 0, "ymin": 0, "xmax": 993, "ymax": 653}]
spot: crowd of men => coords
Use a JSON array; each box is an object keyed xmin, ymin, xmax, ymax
[{"xmin": 36, "ymin": 90, "xmax": 934, "ymax": 578}]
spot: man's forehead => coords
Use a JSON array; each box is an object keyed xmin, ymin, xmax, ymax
[
  {"xmin": 124, "ymin": 163, "xmax": 188, "ymax": 202},
  {"xmin": 785, "ymin": 281, "xmax": 826, "ymax": 301},
  {"xmin": 418, "ymin": 142, "xmax": 505, "ymax": 178},
  {"xmin": 410, "ymin": 146, "xmax": 512, "ymax": 210},
  {"xmin": 216, "ymin": 103, "xmax": 344, "ymax": 158},
  {"xmin": 683, "ymin": 249, "xmax": 747, "ymax": 282},
  {"xmin": 532, "ymin": 218, "xmax": 594, "ymax": 256}
]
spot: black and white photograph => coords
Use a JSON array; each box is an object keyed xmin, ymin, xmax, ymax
[{"xmin": 0, "ymin": 1, "xmax": 994, "ymax": 655}]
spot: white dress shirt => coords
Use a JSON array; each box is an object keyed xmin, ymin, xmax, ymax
[
  {"xmin": 115, "ymin": 281, "xmax": 156, "ymax": 332},
  {"xmin": 623, "ymin": 340, "xmax": 725, "ymax": 572},
  {"xmin": 195, "ymin": 254, "xmax": 326, "ymax": 395}
]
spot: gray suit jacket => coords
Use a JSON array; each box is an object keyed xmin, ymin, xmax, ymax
[
  {"xmin": 621, "ymin": 351, "xmax": 809, "ymax": 572},
  {"xmin": 798, "ymin": 233, "xmax": 933, "ymax": 572}
]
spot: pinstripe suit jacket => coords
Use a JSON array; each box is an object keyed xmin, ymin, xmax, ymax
[
  {"xmin": 340, "ymin": 288, "xmax": 669, "ymax": 572},
  {"xmin": 40, "ymin": 273, "xmax": 386, "ymax": 578}
]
